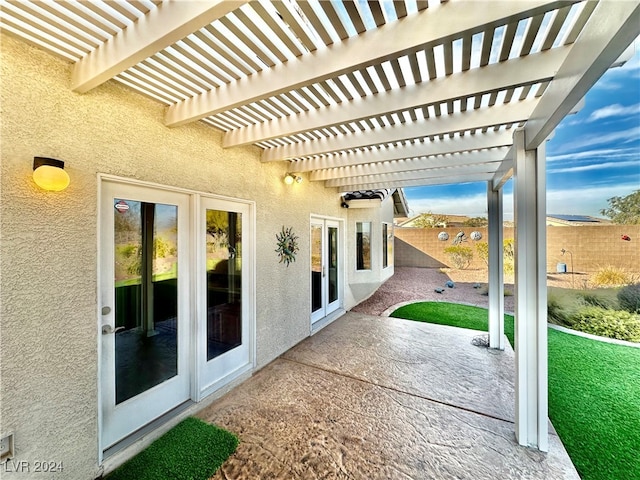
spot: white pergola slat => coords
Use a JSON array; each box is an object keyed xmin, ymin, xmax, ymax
[
  {"xmin": 311, "ymin": 148, "xmax": 511, "ymax": 181},
  {"xmin": 261, "ymin": 100, "xmax": 538, "ymax": 161},
  {"xmin": 222, "ymin": 46, "xmax": 572, "ymax": 148},
  {"xmin": 292, "ymin": 130, "xmax": 514, "ymax": 173},
  {"xmin": 71, "ymin": 1, "xmax": 247, "ymax": 93},
  {"xmin": 164, "ymin": 0, "xmax": 568, "ymax": 127},
  {"xmin": 326, "ymin": 161, "xmax": 502, "ymax": 188},
  {"xmin": 338, "ymin": 172, "xmax": 496, "ymax": 191}
]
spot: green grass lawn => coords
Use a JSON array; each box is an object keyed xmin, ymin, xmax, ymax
[
  {"xmin": 105, "ymin": 417, "xmax": 238, "ymax": 480},
  {"xmin": 391, "ymin": 302, "xmax": 640, "ymax": 480}
]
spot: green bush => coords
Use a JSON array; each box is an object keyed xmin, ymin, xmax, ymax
[
  {"xmin": 618, "ymin": 283, "xmax": 640, "ymax": 314},
  {"xmin": 443, "ymin": 245, "xmax": 473, "ymax": 269},
  {"xmin": 570, "ymin": 306, "xmax": 640, "ymax": 342}
]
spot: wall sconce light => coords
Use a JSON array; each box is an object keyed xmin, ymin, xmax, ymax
[
  {"xmin": 33, "ymin": 157, "xmax": 70, "ymax": 191},
  {"xmin": 284, "ymin": 173, "xmax": 302, "ymax": 185}
]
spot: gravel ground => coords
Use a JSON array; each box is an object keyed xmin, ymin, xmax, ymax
[{"xmin": 352, "ymin": 267, "xmax": 515, "ymax": 316}]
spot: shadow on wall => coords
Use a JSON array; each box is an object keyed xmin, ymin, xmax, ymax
[{"xmin": 395, "ymin": 238, "xmax": 447, "ymax": 268}]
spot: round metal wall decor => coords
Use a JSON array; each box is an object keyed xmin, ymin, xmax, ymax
[
  {"xmin": 471, "ymin": 231, "xmax": 482, "ymax": 241},
  {"xmin": 438, "ymin": 232, "xmax": 449, "ymax": 241},
  {"xmin": 275, "ymin": 226, "xmax": 299, "ymax": 267}
]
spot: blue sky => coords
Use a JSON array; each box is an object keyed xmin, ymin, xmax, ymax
[{"xmin": 404, "ymin": 49, "xmax": 640, "ymax": 220}]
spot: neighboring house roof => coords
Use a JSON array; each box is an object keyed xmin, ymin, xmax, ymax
[
  {"xmin": 0, "ymin": 1, "xmax": 635, "ymax": 194},
  {"xmin": 546, "ymin": 214, "xmax": 611, "ymax": 226}
]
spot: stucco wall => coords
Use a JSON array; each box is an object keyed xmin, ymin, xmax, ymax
[
  {"xmin": 344, "ymin": 197, "xmax": 395, "ymax": 307},
  {"xmin": 0, "ymin": 34, "xmax": 356, "ymax": 479},
  {"xmin": 395, "ymin": 225, "xmax": 640, "ymax": 273}
]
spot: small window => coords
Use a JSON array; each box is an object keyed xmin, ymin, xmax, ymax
[
  {"xmin": 382, "ymin": 223, "xmax": 393, "ymax": 268},
  {"xmin": 356, "ymin": 222, "xmax": 371, "ymax": 270}
]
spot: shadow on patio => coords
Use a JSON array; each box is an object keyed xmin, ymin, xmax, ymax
[{"xmin": 198, "ymin": 311, "xmax": 578, "ymax": 479}]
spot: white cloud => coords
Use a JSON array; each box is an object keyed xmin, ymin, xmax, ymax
[
  {"xmin": 547, "ymin": 147, "xmax": 638, "ymax": 163},
  {"xmin": 546, "ymin": 183, "xmax": 639, "ymax": 217},
  {"xmin": 558, "ymin": 126, "xmax": 640, "ymax": 152},
  {"xmin": 587, "ymin": 103, "xmax": 640, "ymax": 122},
  {"xmin": 548, "ymin": 159, "xmax": 640, "ymax": 174}
]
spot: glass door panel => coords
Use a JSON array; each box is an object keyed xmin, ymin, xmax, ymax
[
  {"xmin": 198, "ymin": 198, "xmax": 252, "ymax": 398},
  {"xmin": 206, "ymin": 209, "xmax": 242, "ymax": 361},
  {"xmin": 328, "ymin": 226, "xmax": 338, "ymax": 304},
  {"xmin": 114, "ymin": 200, "xmax": 179, "ymax": 404},
  {"xmin": 311, "ymin": 218, "xmax": 341, "ymax": 326},
  {"xmin": 311, "ymin": 223, "xmax": 323, "ymax": 314}
]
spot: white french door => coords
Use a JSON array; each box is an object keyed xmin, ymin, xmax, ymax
[
  {"xmin": 311, "ymin": 217, "xmax": 341, "ymax": 325},
  {"xmin": 100, "ymin": 181, "xmax": 191, "ymax": 449},
  {"xmin": 197, "ymin": 197, "xmax": 252, "ymax": 399},
  {"xmin": 100, "ymin": 179, "xmax": 255, "ymax": 452}
]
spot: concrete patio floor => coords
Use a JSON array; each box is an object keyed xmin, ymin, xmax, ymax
[{"xmin": 198, "ymin": 312, "xmax": 579, "ymax": 479}]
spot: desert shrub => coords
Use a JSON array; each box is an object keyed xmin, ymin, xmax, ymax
[
  {"xmin": 503, "ymin": 239, "xmax": 515, "ymax": 274},
  {"xmin": 478, "ymin": 285, "xmax": 513, "ymax": 297},
  {"xmin": 618, "ymin": 283, "xmax": 640, "ymax": 314},
  {"xmin": 443, "ymin": 245, "xmax": 473, "ymax": 269},
  {"xmin": 475, "ymin": 240, "xmax": 515, "ymax": 274},
  {"xmin": 590, "ymin": 266, "xmax": 631, "ymax": 287},
  {"xmin": 547, "ymin": 293, "xmax": 570, "ymax": 325},
  {"xmin": 570, "ymin": 306, "xmax": 640, "ymax": 342},
  {"xmin": 476, "ymin": 242, "xmax": 489, "ymax": 266},
  {"xmin": 579, "ymin": 291, "xmax": 616, "ymax": 310}
]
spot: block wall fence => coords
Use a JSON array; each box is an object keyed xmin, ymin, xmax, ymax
[{"xmin": 394, "ymin": 225, "xmax": 640, "ymax": 274}]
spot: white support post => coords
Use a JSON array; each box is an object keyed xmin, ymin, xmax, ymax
[
  {"xmin": 487, "ymin": 182, "xmax": 504, "ymax": 351},
  {"xmin": 513, "ymin": 128, "xmax": 549, "ymax": 451}
]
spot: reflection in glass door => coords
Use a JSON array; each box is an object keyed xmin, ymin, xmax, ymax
[
  {"xmin": 311, "ymin": 218, "xmax": 341, "ymax": 326},
  {"xmin": 101, "ymin": 182, "xmax": 190, "ymax": 450},
  {"xmin": 205, "ymin": 209, "xmax": 241, "ymax": 361},
  {"xmin": 114, "ymin": 200, "xmax": 179, "ymax": 404},
  {"xmin": 198, "ymin": 198, "xmax": 251, "ymax": 397}
]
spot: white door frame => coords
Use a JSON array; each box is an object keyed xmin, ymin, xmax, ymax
[
  {"xmin": 195, "ymin": 196, "xmax": 255, "ymax": 401},
  {"xmin": 310, "ymin": 216, "xmax": 344, "ymax": 327},
  {"xmin": 97, "ymin": 175, "xmax": 256, "ymax": 460},
  {"xmin": 99, "ymin": 180, "xmax": 192, "ymax": 450}
]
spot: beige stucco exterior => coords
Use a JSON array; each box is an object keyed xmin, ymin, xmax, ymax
[{"xmin": 0, "ymin": 34, "xmax": 395, "ymax": 478}]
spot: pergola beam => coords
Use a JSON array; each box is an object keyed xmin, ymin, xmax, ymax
[
  {"xmin": 525, "ymin": 0, "xmax": 640, "ymax": 149},
  {"xmin": 71, "ymin": 1, "xmax": 245, "ymax": 93},
  {"xmin": 223, "ymin": 46, "xmax": 571, "ymax": 147},
  {"xmin": 327, "ymin": 162, "xmax": 500, "ymax": 188},
  {"xmin": 262, "ymin": 100, "xmax": 537, "ymax": 161},
  {"xmin": 311, "ymin": 148, "xmax": 510, "ymax": 181},
  {"xmin": 291, "ymin": 130, "xmax": 514, "ymax": 173},
  {"xmin": 338, "ymin": 172, "xmax": 494, "ymax": 192},
  {"xmin": 166, "ymin": 0, "xmax": 569, "ymax": 127}
]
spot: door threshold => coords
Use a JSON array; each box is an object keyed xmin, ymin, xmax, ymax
[
  {"xmin": 102, "ymin": 400, "xmax": 194, "ymax": 461},
  {"xmin": 311, "ymin": 308, "xmax": 345, "ymax": 335}
]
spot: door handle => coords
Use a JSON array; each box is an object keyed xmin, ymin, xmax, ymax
[
  {"xmin": 102, "ymin": 324, "xmax": 125, "ymax": 335},
  {"xmin": 322, "ymin": 265, "xmax": 326, "ymax": 278}
]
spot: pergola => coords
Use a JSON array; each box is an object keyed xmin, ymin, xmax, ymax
[{"xmin": 2, "ymin": 0, "xmax": 638, "ymax": 452}]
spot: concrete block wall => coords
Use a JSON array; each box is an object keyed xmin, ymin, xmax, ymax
[{"xmin": 395, "ymin": 225, "xmax": 640, "ymax": 274}]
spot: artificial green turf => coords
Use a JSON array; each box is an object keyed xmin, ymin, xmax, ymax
[
  {"xmin": 391, "ymin": 301, "xmax": 515, "ymax": 346},
  {"xmin": 391, "ymin": 301, "xmax": 640, "ymax": 480},
  {"xmin": 548, "ymin": 328, "xmax": 640, "ymax": 480},
  {"xmin": 105, "ymin": 417, "xmax": 238, "ymax": 480}
]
